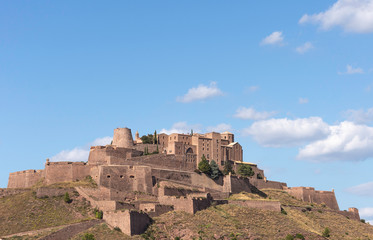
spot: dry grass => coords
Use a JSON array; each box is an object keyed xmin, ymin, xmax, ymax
[
  {"xmin": 71, "ymin": 223, "xmax": 143, "ymax": 240},
  {"xmin": 0, "ymin": 189, "xmax": 94, "ymax": 236}
]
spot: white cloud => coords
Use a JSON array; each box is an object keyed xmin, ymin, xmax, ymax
[
  {"xmin": 296, "ymin": 42, "xmax": 314, "ymax": 54},
  {"xmin": 261, "ymin": 31, "xmax": 284, "ymax": 46},
  {"xmin": 299, "ymin": 98, "xmax": 309, "ymax": 104},
  {"xmin": 243, "ymin": 117, "xmax": 330, "ymax": 147},
  {"xmin": 176, "ymin": 82, "xmax": 224, "ymax": 103},
  {"xmin": 346, "ymin": 182, "xmax": 373, "ymax": 196},
  {"xmin": 206, "ymin": 123, "xmax": 232, "ymax": 133},
  {"xmin": 298, "ymin": 121, "xmax": 373, "ymax": 161},
  {"xmin": 234, "ymin": 107, "xmax": 276, "ymax": 120},
  {"xmin": 160, "ymin": 122, "xmax": 202, "ymax": 135},
  {"xmin": 360, "ymin": 208, "xmax": 373, "ymax": 219},
  {"xmin": 345, "ymin": 64, "xmax": 364, "ymax": 74},
  {"xmin": 50, "ymin": 136, "xmax": 112, "ymax": 162},
  {"xmin": 343, "ymin": 108, "xmax": 373, "ymax": 124},
  {"xmin": 299, "ymin": 0, "xmax": 373, "ymax": 33}
]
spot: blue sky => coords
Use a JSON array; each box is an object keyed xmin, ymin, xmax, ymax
[{"xmin": 1, "ymin": 0, "xmax": 373, "ymax": 222}]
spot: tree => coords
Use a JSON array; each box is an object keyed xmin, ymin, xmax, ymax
[
  {"xmin": 153, "ymin": 130, "xmax": 157, "ymax": 144},
  {"xmin": 237, "ymin": 164, "xmax": 254, "ymax": 178},
  {"xmin": 223, "ymin": 161, "xmax": 233, "ymax": 175},
  {"xmin": 198, "ymin": 155, "xmax": 211, "ymax": 174},
  {"xmin": 190, "ymin": 129, "xmax": 193, "ymax": 135},
  {"xmin": 210, "ymin": 160, "xmax": 220, "ymax": 179},
  {"xmin": 141, "ymin": 134, "xmax": 154, "ymax": 144},
  {"xmin": 322, "ymin": 227, "xmax": 330, "ymax": 237},
  {"xmin": 64, "ymin": 192, "xmax": 72, "ymax": 203}
]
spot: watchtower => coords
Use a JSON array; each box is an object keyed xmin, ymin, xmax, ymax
[{"xmin": 112, "ymin": 127, "xmax": 134, "ymax": 148}]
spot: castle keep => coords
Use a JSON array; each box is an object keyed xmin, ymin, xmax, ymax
[{"xmin": 6, "ymin": 127, "xmax": 360, "ymax": 235}]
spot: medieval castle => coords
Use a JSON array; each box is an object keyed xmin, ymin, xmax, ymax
[{"xmin": 6, "ymin": 127, "xmax": 360, "ymax": 236}]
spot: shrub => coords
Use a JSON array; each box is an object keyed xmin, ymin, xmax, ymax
[
  {"xmin": 210, "ymin": 160, "xmax": 220, "ymax": 179},
  {"xmin": 361, "ymin": 219, "xmax": 366, "ymax": 223},
  {"xmin": 305, "ymin": 206, "xmax": 312, "ymax": 211},
  {"xmin": 64, "ymin": 192, "xmax": 72, "ymax": 203},
  {"xmin": 237, "ymin": 164, "xmax": 254, "ymax": 178},
  {"xmin": 82, "ymin": 233, "xmax": 95, "ymax": 240},
  {"xmin": 256, "ymin": 173, "xmax": 263, "ymax": 179},
  {"xmin": 194, "ymin": 169, "xmax": 201, "ymax": 174},
  {"xmin": 114, "ymin": 226, "xmax": 121, "ymax": 232},
  {"xmin": 93, "ymin": 208, "xmax": 103, "ymax": 219},
  {"xmin": 223, "ymin": 161, "xmax": 233, "ymax": 175},
  {"xmin": 281, "ymin": 208, "xmax": 287, "ymax": 215},
  {"xmin": 198, "ymin": 155, "xmax": 211, "ymax": 174},
  {"xmin": 295, "ymin": 233, "xmax": 305, "ymax": 239},
  {"xmin": 322, "ymin": 227, "xmax": 330, "ymax": 237},
  {"xmin": 285, "ymin": 234, "xmax": 294, "ymax": 240}
]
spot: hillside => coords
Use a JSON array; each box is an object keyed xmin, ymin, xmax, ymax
[{"xmin": 2, "ymin": 187, "xmax": 373, "ymax": 240}]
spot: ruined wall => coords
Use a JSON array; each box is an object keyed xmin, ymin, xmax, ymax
[
  {"xmin": 229, "ymin": 200, "xmax": 281, "ymax": 212},
  {"xmin": 103, "ymin": 210, "xmax": 151, "ymax": 236},
  {"xmin": 0, "ymin": 188, "xmax": 29, "ymax": 198},
  {"xmin": 45, "ymin": 162, "xmax": 91, "ymax": 185},
  {"xmin": 338, "ymin": 208, "xmax": 360, "ymax": 221},
  {"xmin": 286, "ymin": 187, "xmax": 340, "ymax": 210},
  {"xmin": 158, "ymin": 193, "xmax": 212, "ymax": 214},
  {"xmin": 7, "ymin": 169, "xmax": 44, "ymax": 188},
  {"xmin": 139, "ymin": 203, "xmax": 174, "ymax": 217},
  {"xmin": 98, "ymin": 165, "xmax": 153, "ymax": 195}
]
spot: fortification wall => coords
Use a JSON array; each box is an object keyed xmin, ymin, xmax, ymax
[
  {"xmin": 103, "ymin": 210, "xmax": 151, "ymax": 236},
  {"xmin": 229, "ymin": 200, "xmax": 281, "ymax": 212},
  {"xmin": 250, "ymin": 178, "xmax": 287, "ymax": 190},
  {"xmin": 158, "ymin": 193, "xmax": 212, "ymax": 214},
  {"xmin": 113, "ymin": 153, "xmax": 196, "ymax": 172},
  {"xmin": 7, "ymin": 169, "xmax": 44, "ymax": 188},
  {"xmin": 139, "ymin": 203, "xmax": 174, "ymax": 217},
  {"xmin": 133, "ymin": 144, "xmax": 160, "ymax": 153},
  {"xmin": 88, "ymin": 146, "xmax": 142, "ymax": 166},
  {"xmin": 45, "ymin": 162, "xmax": 91, "ymax": 185},
  {"xmin": 98, "ymin": 165, "xmax": 153, "ymax": 195},
  {"xmin": 230, "ymin": 176, "xmax": 252, "ymax": 194},
  {"xmin": 0, "ymin": 188, "xmax": 29, "ymax": 198},
  {"xmin": 286, "ymin": 187, "xmax": 340, "ymax": 210},
  {"xmin": 338, "ymin": 208, "xmax": 360, "ymax": 221}
]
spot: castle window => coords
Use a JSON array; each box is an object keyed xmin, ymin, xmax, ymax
[
  {"xmin": 120, "ymin": 175, "xmax": 124, "ymax": 178},
  {"xmin": 174, "ymin": 136, "xmax": 176, "ymax": 139},
  {"xmin": 207, "ymin": 148, "xmax": 209, "ymax": 151},
  {"xmin": 130, "ymin": 175, "xmax": 135, "ymax": 179},
  {"xmin": 203, "ymin": 148, "xmax": 204, "ymax": 151},
  {"xmin": 107, "ymin": 175, "xmax": 111, "ymax": 178},
  {"xmin": 224, "ymin": 136, "xmax": 226, "ymax": 139}
]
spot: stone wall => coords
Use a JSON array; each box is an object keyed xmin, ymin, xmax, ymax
[
  {"xmin": 45, "ymin": 162, "xmax": 91, "ymax": 185},
  {"xmin": 103, "ymin": 210, "xmax": 151, "ymax": 236},
  {"xmin": 158, "ymin": 193, "xmax": 212, "ymax": 214},
  {"xmin": 7, "ymin": 169, "xmax": 44, "ymax": 188},
  {"xmin": 88, "ymin": 146, "xmax": 142, "ymax": 166},
  {"xmin": 338, "ymin": 208, "xmax": 360, "ymax": 221},
  {"xmin": 229, "ymin": 200, "xmax": 281, "ymax": 212},
  {"xmin": 285, "ymin": 187, "xmax": 340, "ymax": 210},
  {"xmin": 0, "ymin": 188, "xmax": 29, "ymax": 198},
  {"xmin": 139, "ymin": 203, "xmax": 174, "ymax": 217},
  {"xmin": 98, "ymin": 165, "xmax": 154, "ymax": 195},
  {"xmin": 250, "ymin": 178, "xmax": 287, "ymax": 190}
]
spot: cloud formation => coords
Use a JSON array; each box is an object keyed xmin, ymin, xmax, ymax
[
  {"xmin": 206, "ymin": 123, "xmax": 232, "ymax": 133},
  {"xmin": 346, "ymin": 181, "xmax": 373, "ymax": 196},
  {"xmin": 344, "ymin": 108, "xmax": 373, "ymax": 124},
  {"xmin": 296, "ymin": 42, "xmax": 314, "ymax": 54},
  {"xmin": 50, "ymin": 136, "xmax": 112, "ymax": 162},
  {"xmin": 243, "ymin": 117, "xmax": 330, "ymax": 147},
  {"xmin": 299, "ymin": 0, "xmax": 373, "ymax": 33},
  {"xmin": 299, "ymin": 98, "xmax": 309, "ymax": 104},
  {"xmin": 160, "ymin": 122, "xmax": 202, "ymax": 135},
  {"xmin": 234, "ymin": 107, "xmax": 276, "ymax": 120},
  {"xmin": 298, "ymin": 121, "xmax": 373, "ymax": 161},
  {"xmin": 261, "ymin": 31, "xmax": 284, "ymax": 46},
  {"xmin": 177, "ymin": 82, "xmax": 224, "ymax": 103}
]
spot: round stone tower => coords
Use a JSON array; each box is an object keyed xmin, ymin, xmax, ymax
[{"xmin": 112, "ymin": 127, "xmax": 134, "ymax": 148}]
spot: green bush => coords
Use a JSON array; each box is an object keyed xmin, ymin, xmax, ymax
[
  {"xmin": 114, "ymin": 226, "xmax": 121, "ymax": 232},
  {"xmin": 295, "ymin": 233, "xmax": 305, "ymax": 239},
  {"xmin": 256, "ymin": 173, "xmax": 263, "ymax": 179},
  {"xmin": 82, "ymin": 233, "xmax": 95, "ymax": 240},
  {"xmin": 93, "ymin": 208, "xmax": 103, "ymax": 219},
  {"xmin": 322, "ymin": 227, "xmax": 330, "ymax": 237},
  {"xmin": 198, "ymin": 155, "xmax": 211, "ymax": 174},
  {"xmin": 361, "ymin": 219, "xmax": 366, "ymax": 223},
  {"xmin": 237, "ymin": 164, "xmax": 254, "ymax": 177},
  {"xmin": 223, "ymin": 161, "xmax": 233, "ymax": 175},
  {"xmin": 64, "ymin": 192, "xmax": 72, "ymax": 203},
  {"xmin": 281, "ymin": 208, "xmax": 287, "ymax": 215},
  {"xmin": 285, "ymin": 234, "xmax": 294, "ymax": 240}
]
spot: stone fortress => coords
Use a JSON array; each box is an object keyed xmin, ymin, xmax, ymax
[{"xmin": 7, "ymin": 127, "xmax": 361, "ymax": 236}]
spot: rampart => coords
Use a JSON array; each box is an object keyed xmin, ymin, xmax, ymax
[
  {"xmin": 285, "ymin": 187, "xmax": 339, "ymax": 210},
  {"xmin": 338, "ymin": 207, "xmax": 360, "ymax": 221},
  {"xmin": 158, "ymin": 193, "xmax": 212, "ymax": 214},
  {"xmin": 45, "ymin": 161, "xmax": 91, "ymax": 185},
  {"xmin": 7, "ymin": 169, "xmax": 44, "ymax": 188},
  {"xmin": 0, "ymin": 188, "xmax": 29, "ymax": 198},
  {"xmin": 103, "ymin": 210, "xmax": 151, "ymax": 236},
  {"xmin": 229, "ymin": 200, "xmax": 281, "ymax": 212},
  {"xmin": 88, "ymin": 146, "xmax": 142, "ymax": 166},
  {"xmin": 250, "ymin": 178, "xmax": 287, "ymax": 190}
]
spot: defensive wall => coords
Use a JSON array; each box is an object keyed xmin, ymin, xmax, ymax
[
  {"xmin": 158, "ymin": 193, "xmax": 212, "ymax": 214},
  {"xmin": 0, "ymin": 188, "xmax": 29, "ymax": 198},
  {"xmin": 7, "ymin": 169, "xmax": 44, "ymax": 188},
  {"xmin": 103, "ymin": 210, "xmax": 151, "ymax": 236},
  {"xmin": 229, "ymin": 200, "xmax": 281, "ymax": 212},
  {"xmin": 88, "ymin": 146, "xmax": 142, "ymax": 166},
  {"xmin": 44, "ymin": 161, "xmax": 91, "ymax": 185},
  {"xmin": 338, "ymin": 207, "xmax": 360, "ymax": 221},
  {"xmin": 285, "ymin": 187, "xmax": 339, "ymax": 210}
]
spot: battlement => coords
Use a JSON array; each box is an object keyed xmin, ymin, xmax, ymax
[{"xmin": 46, "ymin": 161, "xmax": 87, "ymax": 166}]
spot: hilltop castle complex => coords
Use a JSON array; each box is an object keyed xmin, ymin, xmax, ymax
[{"xmin": 6, "ymin": 127, "xmax": 360, "ymax": 236}]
